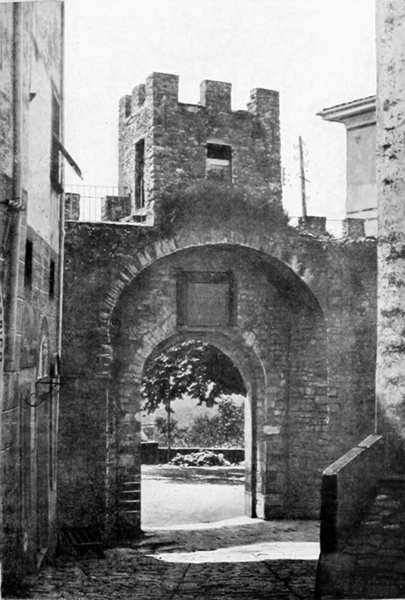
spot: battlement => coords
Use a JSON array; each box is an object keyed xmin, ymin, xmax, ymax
[
  {"xmin": 118, "ymin": 72, "xmax": 282, "ymax": 216},
  {"xmin": 200, "ymin": 79, "xmax": 232, "ymax": 111},
  {"xmin": 119, "ymin": 72, "xmax": 279, "ymax": 119},
  {"xmin": 248, "ymin": 88, "xmax": 279, "ymax": 116}
]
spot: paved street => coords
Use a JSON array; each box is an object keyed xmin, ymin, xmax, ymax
[
  {"xmin": 142, "ymin": 464, "xmax": 245, "ymax": 527},
  {"xmin": 9, "ymin": 519, "xmax": 320, "ymax": 600}
]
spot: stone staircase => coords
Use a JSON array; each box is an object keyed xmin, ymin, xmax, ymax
[
  {"xmin": 120, "ymin": 480, "xmax": 141, "ymax": 513},
  {"xmin": 117, "ymin": 480, "xmax": 141, "ymax": 536},
  {"xmin": 317, "ymin": 475, "xmax": 405, "ymax": 599}
]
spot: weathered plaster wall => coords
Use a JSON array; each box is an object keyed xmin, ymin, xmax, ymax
[
  {"xmin": 25, "ymin": 1, "xmax": 63, "ymax": 252},
  {"xmin": 376, "ymin": 0, "xmax": 405, "ymax": 467},
  {"xmin": 347, "ymin": 123, "xmax": 376, "ymax": 219},
  {"xmin": 0, "ymin": 5, "xmax": 13, "ymax": 181}
]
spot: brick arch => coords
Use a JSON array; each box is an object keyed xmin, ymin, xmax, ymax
[{"xmin": 97, "ymin": 228, "xmax": 324, "ymax": 378}]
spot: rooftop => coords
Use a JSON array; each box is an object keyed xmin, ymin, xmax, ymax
[{"xmin": 318, "ymin": 94, "xmax": 376, "ymax": 123}]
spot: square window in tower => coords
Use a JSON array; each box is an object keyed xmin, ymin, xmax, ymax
[{"xmin": 206, "ymin": 143, "xmax": 232, "ymax": 182}]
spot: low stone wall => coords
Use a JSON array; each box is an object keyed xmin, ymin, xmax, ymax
[
  {"xmin": 141, "ymin": 443, "xmax": 244, "ymax": 465},
  {"xmin": 319, "ymin": 433, "xmax": 384, "ymax": 554}
]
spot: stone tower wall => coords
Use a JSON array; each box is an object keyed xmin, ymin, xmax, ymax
[{"xmin": 118, "ymin": 72, "xmax": 281, "ymax": 214}]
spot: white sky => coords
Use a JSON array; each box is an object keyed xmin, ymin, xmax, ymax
[{"xmin": 64, "ymin": 0, "xmax": 376, "ymax": 220}]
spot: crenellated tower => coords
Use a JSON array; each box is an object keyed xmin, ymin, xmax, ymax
[{"xmin": 118, "ymin": 72, "xmax": 282, "ymax": 221}]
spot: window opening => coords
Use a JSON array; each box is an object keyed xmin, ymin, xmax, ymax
[
  {"xmin": 50, "ymin": 92, "xmax": 61, "ymax": 190},
  {"xmin": 49, "ymin": 260, "xmax": 55, "ymax": 299},
  {"xmin": 24, "ymin": 239, "xmax": 33, "ymax": 290},
  {"xmin": 206, "ymin": 143, "xmax": 232, "ymax": 181},
  {"xmin": 135, "ymin": 138, "xmax": 145, "ymax": 208},
  {"xmin": 37, "ymin": 334, "xmax": 49, "ymax": 380}
]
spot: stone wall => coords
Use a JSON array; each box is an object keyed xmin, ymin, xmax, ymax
[
  {"xmin": 118, "ymin": 73, "xmax": 281, "ymax": 215},
  {"xmin": 376, "ymin": 0, "xmax": 405, "ymax": 469},
  {"xmin": 0, "ymin": 5, "xmax": 13, "ymax": 181},
  {"xmin": 58, "ymin": 217, "xmax": 377, "ymax": 540},
  {"xmin": 0, "ymin": 1, "xmax": 63, "ymax": 587},
  {"xmin": 319, "ymin": 433, "xmax": 384, "ymax": 554}
]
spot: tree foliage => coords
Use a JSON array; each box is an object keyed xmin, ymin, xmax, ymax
[
  {"xmin": 153, "ymin": 397, "xmax": 244, "ymax": 448},
  {"xmin": 185, "ymin": 397, "xmax": 244, "ymax": 447},
  {"xmin": 141, "ymin": 339, "xmax": 246, "ymax": 414},
  {"xmin": 154, "ymin": 416, "xmax": 187, "ymax": 447}
]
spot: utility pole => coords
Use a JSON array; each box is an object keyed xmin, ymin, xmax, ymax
[
  {"xmin": 166, "ymin": 393, "xmax": 171, "ymax": 463},
  {"xmin": 298, "ymin": 136, "xmax": 307, "ymax": 219}
]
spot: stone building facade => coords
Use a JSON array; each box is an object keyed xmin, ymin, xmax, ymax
[
  {"xmin": 58, "ymin": 74, "xmax": 378, "ymax": 542},
  {"xmin": 0, "ymin": 1, "xmax": 64, "ymax": 588}
]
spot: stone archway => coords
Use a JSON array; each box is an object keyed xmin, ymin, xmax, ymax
[
  {"xmin": 104, "ymin": 243, "xmax": 327, "ymax": 538},
  {"xmin": 108, "ymin": 325, "xmax": 267, "ymax": 537},
  {"xmin": 94, "ymin": 229, "xmax": 326, "ymax": 381},
  {"xmin": 127, "ymin": 331, "xmax": 264, "ymax": 534},
  {"xmin": 59, "ymin": 220, "xmax": 377, "ymax": 542}
]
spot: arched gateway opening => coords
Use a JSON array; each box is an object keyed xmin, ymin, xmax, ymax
[
  {"xmin": 140, "ymin": 337, "xmax": 252, "ymax": 528},
  {"xmin": 106, "ymin": 243, "xmax": 327, "ymax": 538}
]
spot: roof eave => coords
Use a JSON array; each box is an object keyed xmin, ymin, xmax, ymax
[{"xmin": 318, "ymin": 96, "xmax": 376, "ymax": 123}]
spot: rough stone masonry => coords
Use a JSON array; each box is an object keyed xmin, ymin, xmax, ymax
[
  {"xmin": 376, "ymin": 0, "xmax": 405, "ymax": 468},
  {"xmin": 58, "ymin": 74, "xmax": 378, "ymax": 543},
  {"xmin": 117, "ymin": 72, "xmax": 281, "ymax": 218}
]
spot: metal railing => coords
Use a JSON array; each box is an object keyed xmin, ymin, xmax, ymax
[{"xmin": 65, "ymin": 184, "xmax": 130, "ymax": 222}]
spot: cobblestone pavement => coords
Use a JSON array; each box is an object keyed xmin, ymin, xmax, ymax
[{"xmin": 8, "ymin": 519, "xmax": 320, "ymax": 600}]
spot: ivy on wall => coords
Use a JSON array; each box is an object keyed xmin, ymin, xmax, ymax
[{"xmin": 154, "ymin": 179, "xmax": 289, "ymax": 236}]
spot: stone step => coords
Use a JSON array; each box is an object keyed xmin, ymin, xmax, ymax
[
  {"xmin": 119, "ymin": 499, "xmax": 140, "ymax": 507},
  {"xmin": 119, "ymin": 495, "xmax": 140, "ymax": 502},
  {"xmin": 120, "ymin": 510, "xmax": 140, "ymax": 515}
]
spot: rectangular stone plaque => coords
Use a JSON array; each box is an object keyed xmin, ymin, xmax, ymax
[{"xmin": 177, "ymin": 271, "xmax": 234, "ymax": 327}]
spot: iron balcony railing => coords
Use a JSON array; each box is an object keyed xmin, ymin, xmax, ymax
[{"xmin": 65, "ymin": 184, "xmax": 131, "ymax": 222}]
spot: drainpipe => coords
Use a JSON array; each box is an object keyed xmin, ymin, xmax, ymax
[
  {"xmin": 54, "ymin": 3, "xmax": 65, "ymax": 538},
  {"xmin": 5, "ymin": 1, "xmax": 24, "ymax": 373},
  {"xmin": 57, "ymin": 1, "xmax": 65, "ymax": 364}
]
